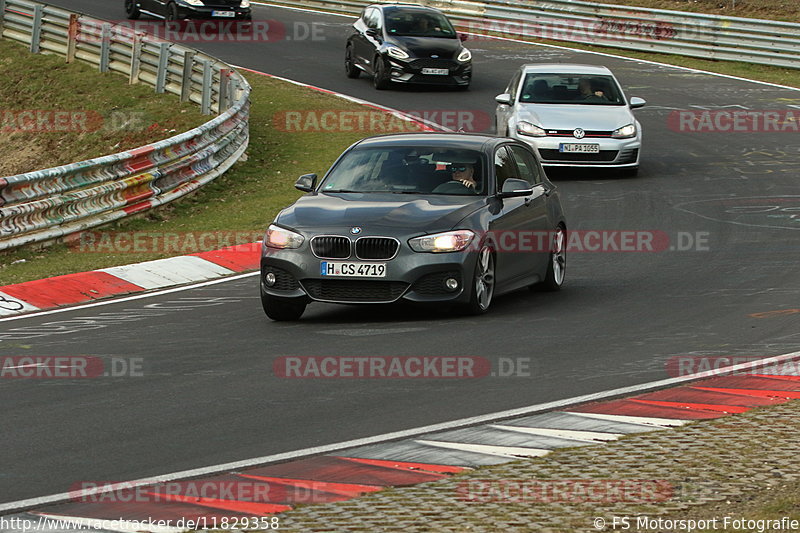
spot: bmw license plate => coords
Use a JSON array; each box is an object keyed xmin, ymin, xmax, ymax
[
  {"xmin": 559, "ymin": 143, "xmax": 600, "ymax": 153},
  {"xmin": 421, "ymin": 68, "xmax": 449, "ymax": 75},
  {"xmin": 212, "ymin": 10, "xmax": 236, "ymax": 17},
  {"xmin": 321, "ymin": 262, "xmax": 386, "ymax": 278}
]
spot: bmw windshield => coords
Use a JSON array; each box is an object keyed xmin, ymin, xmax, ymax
[{"xmin": 319, "ymin": 146, "xmax": 487, "ymax": 195}]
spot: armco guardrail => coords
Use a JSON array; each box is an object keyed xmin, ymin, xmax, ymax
[
  {"xmin": 267, "ymin": 0, "xmax": 800, "ymax": 69},
  {"xmin": 0, "ymin": 0, "xmax": 250, "ymax": 251}
]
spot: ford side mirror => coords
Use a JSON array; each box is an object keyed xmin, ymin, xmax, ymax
[{"xmin": 295, "ymin": 173, "xmax": 317, "ymax": 192}]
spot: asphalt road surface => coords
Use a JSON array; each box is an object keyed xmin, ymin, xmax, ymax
[{"xmin": 1, "ymin": 0, "xmax": 799, "ymax": 504}]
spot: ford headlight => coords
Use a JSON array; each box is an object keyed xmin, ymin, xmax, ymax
[
  {"xmin": 386, "ymin": 46, "xmax": 409, "ymax": 60},
  {"xmin": 265, "ymin": 224, "xmax": 305, "ymax": 249},
  {"xmin": 409, "ymin": 230, "xmax": 475, "ymax": 253},
  {"xmin": 517, "ymin": 121, "xmax": 546, "ymax": 137},
  {"xmin": 457, "ymin": 48, "xmax": 472, "ymax": 62},
  {"xmin": 612, "ymin": 123, "xmax": 636, "ymax": 139}
]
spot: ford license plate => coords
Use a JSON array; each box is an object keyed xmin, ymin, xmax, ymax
[
  {"xmin": 559, "ymin": 143, "xmax": 600, "ymax": 153},
  {"xmin": 321, "ymin": 262, "xmax": 386, "ymax": 278},
  {"xmin": 421, "ymin": 68, "xmax": 449, "ymax": 75}
]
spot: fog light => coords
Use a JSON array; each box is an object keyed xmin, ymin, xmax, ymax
[
  {"xmin": 265, "ymin": 272, "xmax": 276, "ymax": 287},
  {"xmin": 445, "ymin": 278, "xmax": 459, "ymax": 291},
  {"xmin": 391, "ymin": 71, "xmax": 401, "ymax": 77}
]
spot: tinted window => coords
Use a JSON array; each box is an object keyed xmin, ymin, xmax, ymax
[
  {"xmin": 384, "ymin": 8, "xmax": 456, "ymax": 38},
  {"xmin": 320, "ymin": 146, "xmax": 486, "ymax": 195},
  {"xmin": 364, "ymin": 8, "xmax": 380, "ymax": 30},
  {"xmin": 519, "ymin": 73, "xmax": 625, "ymax": 105},
  {"xmin": 508, "ymin": 145, "xmax": 542, "ymax": 185},
  {"xmin": 494, "ymin": 146, "xmax": 518, "ymax": 192}
]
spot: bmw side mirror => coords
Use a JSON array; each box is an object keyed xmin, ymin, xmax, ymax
[
  {"xmin": 495, "ymin": 93, "xmax": 513, "ymax": 106},
  {"xmin": 499, "ymin": 178, "xmax": 533, "ymax": 198},
  {"xmin": 458, "ymin": 32, "xmax": 468, "ymax": 41},
  {"xmin": 629, "ymin": 97, "xmax": 646, "ymax": 109},
  {"xmin": 295, "ymin": 173, "xmax": 317, "ymax": 192}
]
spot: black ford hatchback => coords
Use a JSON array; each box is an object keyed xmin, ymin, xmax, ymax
[
  {"xmin": 125, "ymin": 0, "xmax": 252, "ymax": 21},
  {"xmin": 345, "ymin": 4, "xmax": 472, "ymax": 90}
]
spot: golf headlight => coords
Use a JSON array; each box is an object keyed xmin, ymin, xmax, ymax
[
  {"xmin": 386, "ymin": 47, "xmax": 409, "ymax": 60},
  {"xmin": 457, "ymin": 48, "xmax": 471, "ymax": 62},
  {"xmin": 612, "ymin": 123, "xmax": 636, "ymax": 138},
  {"xmin": 517, "ymin": 121, "xmax": 546, "ymax": 137},
  {"xmin": 182, "ymin": 0, "xmax": 204, "ymax": 6},
  {"xmin": 265, "ymin": 224, "xmax": 304, "ymax": 249},
  {"xmin": 409, "ymin": 230, "xmax": 475, "ymax": 253}
]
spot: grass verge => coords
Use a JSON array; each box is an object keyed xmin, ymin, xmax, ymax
[{"xmin": 0, "ymin": 38, "xmax": 206, "ymax": 177}]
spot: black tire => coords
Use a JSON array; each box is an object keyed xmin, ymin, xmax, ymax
[
  {"xmin": 373, "ymin": 56, "xmax": 390, "ymax": 90},
  {"xmin": 125, "ymin": 0, "xmax": 141, "ymax": 19},
  {"xmin": 261, "ymin": 291, "xmax": 307, "ymax": 321},
  {"xmin": 166, "ymin": 2, "xmax": 179, "ymax": 22},
  {"xmin": 537, "ymin": 226, "xmax": 566, "ymax": 292},
  {"xmin": 345, "ymin": 45, "xmax": 360, "ymax": 79},
  {"xmin": 464, "ymin": 245, "xmax": 495, "ymax": 315}
]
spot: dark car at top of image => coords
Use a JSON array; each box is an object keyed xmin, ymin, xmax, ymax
[
  {"xmin": 125, "ymin": 0, "xmax": 252, "ymax": 21},
  {"xmin": 260, "ymin": 133, "xmax": 567, "ymax": 321},
  {"xmin": 345, "ymin": 4, "xmax": 472, "ymax": 90}
]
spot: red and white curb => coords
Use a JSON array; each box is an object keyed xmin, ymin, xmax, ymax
[
  {"xmin": 2, "ymin": 353, "xmax": 798, "ymax": 532},
  {"xmin": 0, "ymin": 243, "xmax": 262, "ymax": 318}
]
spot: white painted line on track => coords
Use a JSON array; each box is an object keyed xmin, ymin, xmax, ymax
[
  {"xmin": 414, "ymin": 439, "xmax": 552, "ymax": 458},
  {"xmin": 490, "ymin": 425, "xmax": 623, "ymax": 442},
  {"xmin": 3, "ymin": 349, "xmax": 799, "ymax": 514},
  {"xmin": 566, "ymin": 412, "xmax": 690, "ymax": 427},
  {"xmin": 0, "ymin": 272, "xmax": 258, "ymax": 324}
]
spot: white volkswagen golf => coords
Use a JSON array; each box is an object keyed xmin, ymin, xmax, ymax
[{"xmin": 495, "ymin": 64, "xmax": 646, "ymax": 176}]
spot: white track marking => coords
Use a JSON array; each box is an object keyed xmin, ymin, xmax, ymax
[
  {"xmin": 490, "ymin": 425, "xmax": 623, "ymax": 442},
  {"xmin": 414, "ymin": 440, "xmax": 552, "ymax": 458},
  {"xmin": 566, "ymin": 412, "xmax": 690, "ymax": 427},
  {"xmin": 3, "ymin": 350, "xmax": 798, "ymax": 513},
  {"xmin": 0, "ymin": 272, "xmax": 258, "ymax": 323}
]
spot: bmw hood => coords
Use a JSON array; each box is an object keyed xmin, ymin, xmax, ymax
[
  {"xmin": 388, "ymin": 36, "xmax": 462, "ymax": 59},
  {"xmin": 517, "ymin": 104, "xmax": 634, "ymax": 130},
  {"xmin": 277, "ymin": 193, "xmax": 484, "ymax": 234}
]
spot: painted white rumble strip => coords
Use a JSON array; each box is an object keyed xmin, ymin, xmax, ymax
[
  {"xmin": 414, "ymin": 440, "xmax": 552, "ymax": 458},
  {"xmin": 0, "ymin": 292, "xmax": 40, "ymax": 317},
  {"xmin": 99, "ymin": 256, "xmax": 235, "ymax": 290},
  {"xmin": 490, "ymin": 425, "xmax": 624, "ymax": 442},
  {"xmin": 566, "ymin": 412, "xmax": 690, "ymax": 427}
]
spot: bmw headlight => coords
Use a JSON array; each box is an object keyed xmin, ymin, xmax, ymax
[
  {"xmin": 516, "ymin": 121, "xmax": 546, "ymax": 138},
  {"xmin": 182, "ymin": 0, "xmax": 204, "ymax": 6},
  {"xmin": 409, "ymin": 230, "xmax": 475, "ymax": 253},
  {"xmin": 265, "ymin": 224, "xmax": 305, "ymax": 249},
  {"xmin": 386, "ymin": 46, "xmax": 410, "ymax": 60},
  {"xmin": 457, "ymin": 48, "xmax": 472, "ymax": 62},
  {"xmin": 612, "ymin": 123, "xmax": 636, "ymax": 139}
]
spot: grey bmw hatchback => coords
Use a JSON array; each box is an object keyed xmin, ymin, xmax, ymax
[{"xmin": 260, "ymin": 133, "xmax": 567, "ymax": 320}]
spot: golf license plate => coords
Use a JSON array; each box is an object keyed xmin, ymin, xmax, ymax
[
  {"xmin": 321, "ymin": 261, "xmax": 386, "ymax": 278},
  {"xmin": 212, "ymin": 10, "xmax": 236, "ymax": 17},
  {"xmin": 559, "ymin": 143, "xmax": 600, "ymax": 153},
  {"xmin": 421, "ymin": 68, "xmax": 449, "ymax": 75}
]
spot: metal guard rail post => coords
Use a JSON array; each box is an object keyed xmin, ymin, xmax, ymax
[{"xmin": 0, "ymin": 0, "xmax": 251, "ymax": 251}]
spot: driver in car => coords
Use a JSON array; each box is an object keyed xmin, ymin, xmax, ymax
[{"xmin": 451, "ymin": 163, "xmax": 476, "ymax": 189}]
